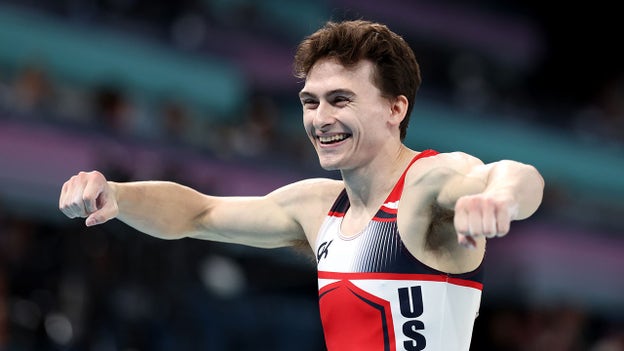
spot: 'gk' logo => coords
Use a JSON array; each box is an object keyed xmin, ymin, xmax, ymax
[{"xmin": 317, "ymin": 240, "xmax": 333, "ymax": 263}]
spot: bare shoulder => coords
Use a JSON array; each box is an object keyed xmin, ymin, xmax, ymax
[
  {"xmin": 398, "ymin": 151, "xmax": 486, "ymax": 273},
  {"xmin": 402, "ymin": 151, "xmax": 486, "ymax": 201},
  {"xmin": 269, "ymin": 178, "xmax": 343, "ymax": 203},
  {"xmin": 268, "ymin": 178, "xmax": 344, "ymax": 242},
  {"xmin": 405, "ymin": 151, "xmax": 484, "ymax": 182}
]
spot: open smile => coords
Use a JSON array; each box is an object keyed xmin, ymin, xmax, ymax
[{"xmin": 318, "ymin": 133, "xmax": 352, "ymax": 145}]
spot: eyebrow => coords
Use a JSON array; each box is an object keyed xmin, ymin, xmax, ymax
[
  {"xmin": 298, "ymin": 89, "xmax": 355, "ymax": 100},
  {"xmin": 298, "ymin": 91, "xmax": 315, "ymax": 100}
]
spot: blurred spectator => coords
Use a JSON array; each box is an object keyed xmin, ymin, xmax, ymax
[
  {"xmin": 170, "ymin": 12, "xmax": 209, "ymax": 51},
  {"xmin": 591, "ymin": 332, "xmax": 624, "ymax": 351},
  {"xmin": 92, "ymin": 85, "xmax": 138, "ymax": 136},
  {"xmin": 0, "ymin": 70, "xmax": 11, "ymax": 113},
  {"xmin": 53, "ymin": 81, "xmax": 94, "ymax": 126},
  {"xmin": 573, "ymin": 74, "xmax": 624, "ymax": 147},
  {"xmin": 448, "ymin": 52, "xmax": 494, "ymax": 115},
  {"xmin": 8, "ymin": 64, "xmax": 57, "ymax": 117},
  {"xmin": 160, "ymin": 100, "xmax": 193, "ymax": 145},
  {"xmin": 475, "ymin": 305, "xmax": 599, "ymax": 351},
  {"xmin": 227, "ymin": 93, "xmax": 282, "ymax": 158}
]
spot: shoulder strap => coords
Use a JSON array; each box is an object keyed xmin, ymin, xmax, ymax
[{"xmin": 385, "ymin": 149, "xmax": 439, "ymax": 203}]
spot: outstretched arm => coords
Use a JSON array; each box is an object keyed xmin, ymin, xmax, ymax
[
  {"xmin": 59, "ymin": 171, "xmax": 324, "ymax": 248},
  {"xmin": 438, "ymin": 156, "xmax": 545, "ymax": 247}
]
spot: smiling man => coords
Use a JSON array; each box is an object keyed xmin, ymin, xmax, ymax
[{"xmin": 59, "ymin": 20, "xmax": 544, "ymax": 351}]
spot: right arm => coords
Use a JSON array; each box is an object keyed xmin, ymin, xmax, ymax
[{"xmin": 59, "ymin": 171, "xmax": 339, "ymax": 248}]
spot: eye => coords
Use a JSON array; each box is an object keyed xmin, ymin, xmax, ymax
[
  {"xmin": 332, "ymin": 96, "xmax": 350, "ymax": 107},
  {"xmin": 301, "ymin": 98, "xmax": 319, "ymax": 109}
]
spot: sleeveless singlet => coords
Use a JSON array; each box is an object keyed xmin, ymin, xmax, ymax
[{"xmin": 315, "ymin": 149, "xmax": 483, "ymax": 351}]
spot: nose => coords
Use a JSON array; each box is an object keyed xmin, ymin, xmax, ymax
[{"xmin": 313, "ymin": 101, "xmax": 336, "ymax": 130}]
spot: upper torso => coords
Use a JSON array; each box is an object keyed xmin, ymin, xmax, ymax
[
  {"xmin": 297, "ymin": 150, "xmax": 485, "ymax": 274},
  {"xmin": 313, "ymin": 150, "xmax": 484, "ymax": 350}
]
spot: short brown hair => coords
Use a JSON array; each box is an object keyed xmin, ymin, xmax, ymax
[{"xmin": 293, "ymin": 20, "xmax": 421, "ymax": 140}]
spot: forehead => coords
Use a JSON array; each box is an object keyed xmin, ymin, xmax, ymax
[{"xmin": 301, "ymin": 58, "xmax": 377, "ymax": 94}]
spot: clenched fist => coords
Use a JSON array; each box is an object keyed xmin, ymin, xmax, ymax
[
  {"xmin": 59, "ymin": 171, "xmax": 118, "ymax": 226},
  {"xmin": 454, "ymin": 191, "xmax": 519, "ymax": 248}
]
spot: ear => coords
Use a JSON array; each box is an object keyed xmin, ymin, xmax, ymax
[{"xmin": 388, "ymin": 95, "xmax": 409, "ymax": 127}]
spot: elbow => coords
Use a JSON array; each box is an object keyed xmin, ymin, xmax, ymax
[
  {"xmin": 530, "ymin": 165, "xmax": 546, "ymax": 216},
  {"xmin": 517, "ymin": 163, "xmax": 546, "ymax": 220}
]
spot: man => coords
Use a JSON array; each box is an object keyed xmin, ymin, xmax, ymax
[{"xmin": 59, "ymin": 20, "xmax": 544, "ymax": 351}]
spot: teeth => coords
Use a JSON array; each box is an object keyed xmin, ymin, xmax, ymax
[{"xmin": 319, "ymin": 134, "xmax": 349, "ymax": 143}]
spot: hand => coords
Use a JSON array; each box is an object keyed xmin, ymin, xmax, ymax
[
  {"xmin": 59, "ymin": 171, "xmax": 118, "ymax": 226},
  {"xmin": 453, "ymin": 192, "xmax": 518, "ymax": 248}
]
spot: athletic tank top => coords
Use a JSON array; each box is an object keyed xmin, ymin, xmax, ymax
[{"xmin": 316, "ymin": 149, "xmax": 483, "ymax": 351}]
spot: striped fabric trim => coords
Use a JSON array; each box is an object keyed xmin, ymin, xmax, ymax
[{"xmin": 318, "ymin": 271, "xmax": 483, "ymax": 290}]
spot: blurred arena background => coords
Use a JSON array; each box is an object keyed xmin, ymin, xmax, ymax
[{"xmin": 0, "ymin": 1, "xmax": 623, "ymax": 350}]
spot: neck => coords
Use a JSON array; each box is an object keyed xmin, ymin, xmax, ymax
[{"xmin": 341, "ymin": 145, "xmax": 416, "ymax": 209}]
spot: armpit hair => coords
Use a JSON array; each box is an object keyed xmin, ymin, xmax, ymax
[
  {"xmin": 425, "ymin": 203, "xmax": 456, "ymax": 250},
  {"xmin": 288, "ymin": 239, "xmax": 317, "ymax": 264}
]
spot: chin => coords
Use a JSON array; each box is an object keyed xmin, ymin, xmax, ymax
[
  {"xmin": 320, "ymin": 164, "xmax": 340, "ymax": 171},
  {"xmin": 317, "ymin": 157, "xmax": 341, "ymax": 171}
]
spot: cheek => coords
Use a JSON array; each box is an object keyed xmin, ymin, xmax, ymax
[{"xmin": 302, "ymin": 110, "xmax": 316, "ymax": 132}]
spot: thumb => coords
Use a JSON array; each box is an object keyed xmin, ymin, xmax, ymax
[
  {"xmin": 457, "ymin": 233, "xmax": 477, "ymax": 249},
  {"xmin": 85, "ymin": 197, "xmax": 118, "ymax": 227},
  {"xmin": 85, "ymin": 208, "xmax": 115, "ymax": 227}
]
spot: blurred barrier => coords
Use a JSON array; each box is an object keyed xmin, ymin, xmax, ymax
[
  {"xmin": 485, "ymin": 222, "xmax": 624, "ymax": 317},
  {"xmin": 0, "ymin": 118, "xmax": 306, "ymax": 222},
  {"xmin": 409, "ymin": 101, "xmax": 624, "ymax": 203},
  {"xmin": 0, "ymin": 4, "xmax": 246, "ymax": 117}
]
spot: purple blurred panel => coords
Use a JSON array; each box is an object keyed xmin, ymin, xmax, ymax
[
  {"xmin": 0, "ymin": 118, "xmax": 303, "ymax": 210},
  {"xmin": 0, "ymin": 120, "xmax": 92, "ymax": 186},
  {"xmin": 485, "ymin": 223, "xmax": 624, "ymax": 311},
  {"xmin": 202, "ymin": 28, "xmax": 298, "ymax": 91},
  {"xmin": 334, "ymin": 0, "xmax": 542, "ymax": 68}
]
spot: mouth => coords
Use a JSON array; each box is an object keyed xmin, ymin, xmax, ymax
[{"xmin": 318, "ymin": 133, "xmax": 351, "ymax": 145}]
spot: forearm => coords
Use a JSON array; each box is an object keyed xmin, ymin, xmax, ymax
[
  {"xmin": 483, "ymin": 160, "xmax": 544, "ymax": 220},
  {"xmin": 111, "ymin": 181, "xmax": 208, "ymax": 239}
]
